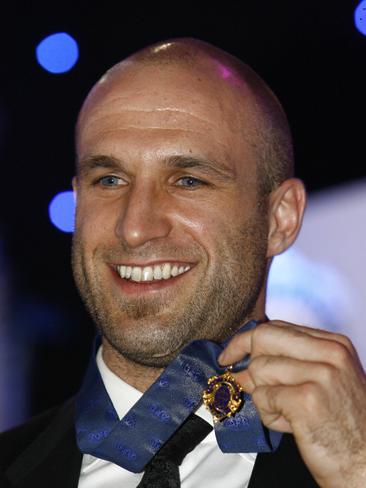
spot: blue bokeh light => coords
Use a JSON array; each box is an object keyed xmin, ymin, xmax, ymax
[
  {"xmin": 49, "ymin": 191, "xmax": 75, "ymax": 232},
  {"xmin": 36, "ymin": 32, "xmax": 79, "ymax": 74},
  {"xmin": 355, "ymin": 1, "xmax": 366, "ymax": 36}
]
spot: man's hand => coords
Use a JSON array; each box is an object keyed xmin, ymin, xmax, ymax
[{"xmin": 219, "ymin": 321, "xmax": 366, "ymax": 488}]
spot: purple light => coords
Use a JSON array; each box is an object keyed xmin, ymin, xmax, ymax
[
  {"xmin": 355, "ymin": 1, "xmax": 366, "ymax": 36},
  {"xmin": 215, "ymin": 62, "xmax": 241, "ymax": 86},
  {"xmin": 220, "ymin": 66, "xmax": 232, "ymax": 79},
  {"xmin": 36, "ymin": 32, "xmax": 79, "ymax": 74},
  {"xmin": 48, "ymin": 191, "xmax": 75, "ymax": 233}
]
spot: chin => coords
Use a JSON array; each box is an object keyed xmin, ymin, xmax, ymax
[
  {"xmin": 118, "ymin": 346, "xmax": 182, "ymax": 369},
  {"xmin": 102, "ymin": 323, "xmax": 188, "ymax": 368}
]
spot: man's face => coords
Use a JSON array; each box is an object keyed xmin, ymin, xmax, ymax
[{"xmin": 72, "ymin": 62, "xmax": 269, "ymax": 367}]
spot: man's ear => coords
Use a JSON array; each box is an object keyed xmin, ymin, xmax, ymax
[
  {"xmin": 72, "ymin": 176, "xmax": 78, "ymax": 202},
  {"xmin": 266, "ymin": 178, "xmax": 306, "ymax": 258}
]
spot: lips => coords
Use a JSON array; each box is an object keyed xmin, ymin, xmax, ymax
[{"xmin": 116, "ymin": 262, "xmax": 191, "ymax": 282}]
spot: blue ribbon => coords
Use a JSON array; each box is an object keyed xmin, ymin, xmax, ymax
[{"xmin": 75, "ymin": 320, "xmax": 282, "ymax": 473}]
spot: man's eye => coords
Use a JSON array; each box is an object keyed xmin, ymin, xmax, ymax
[
  {"xmin": 177, "ymin": 176, "xmax": 204, "ymax": 188},
  {"xmin": 98, "ymin": 175, "xmax": 124, "ymax": 187}
]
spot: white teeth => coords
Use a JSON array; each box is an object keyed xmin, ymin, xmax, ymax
[
  {"xmin": 117, "ymin": 263, "xmax": 191, "ymax": 282},
  {"xmin": 142, "ymin": 266, "xmax": 153, "ymax": 281},
  {"xmin": 153, "ymin": 265, "xmax": 162, "ymax": 280},
  {"xmin": 131, "ymin": 266, "xmax": 142, "ymax": 282},
  {"xmin": 162, "ymin": 263, "xmax": 171, "ymax": 279}
]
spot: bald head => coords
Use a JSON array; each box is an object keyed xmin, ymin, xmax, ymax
[
  {"xmin": 72, "ymin": 39, "xmax": 306, "ymax": 373},
  {"xmin": 77, "ymin": 38, "xmax": 293, "ymax": 195}
]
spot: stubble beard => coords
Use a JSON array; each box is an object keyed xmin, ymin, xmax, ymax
[{"xmin": 72, "ymin": 212, "xmax": 268, "ymax": 368}]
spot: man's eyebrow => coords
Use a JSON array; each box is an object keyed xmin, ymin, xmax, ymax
[
  {"xmin": 76, "ymin": 154, "xmax": 237, "ymax": 181},
  {"xmin": 77, "ymin": 155, "xmax": 123, "ymax": 176},
  {"xmin": 164, "ymin": 156, "xmax": 236, "ymax": 181}
]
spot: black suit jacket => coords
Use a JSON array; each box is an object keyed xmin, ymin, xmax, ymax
[{"xmin": 0, "ymin": 399, "xmax": 319, "ymax": 487}]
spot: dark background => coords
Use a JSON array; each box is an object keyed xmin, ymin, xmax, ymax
[{"xmin": 0, "ymin": 0, "xmax": 365, "ymax": 422}]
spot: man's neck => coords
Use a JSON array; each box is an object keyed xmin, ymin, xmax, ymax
[{"xmin": 102, "ymin": 341, "xmax": 163, "ymax": 392}]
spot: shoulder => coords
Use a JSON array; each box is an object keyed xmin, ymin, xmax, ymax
[{"xmin": 0, "ymin": 399, "xmax": 75, "ymax": 472}]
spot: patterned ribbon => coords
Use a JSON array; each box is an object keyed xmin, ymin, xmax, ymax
[{"xmin": 75, "ymin": 320, "xmax": 282, "ymax": 473}]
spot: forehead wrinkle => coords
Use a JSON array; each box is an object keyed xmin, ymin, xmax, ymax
[
  {"xmin": 77, "ymin": 126, "xmax": 232, "ymax": 164},
  {"xmin": 78, "ymin": 110, "xmax": 249, "ymax": 175},
  {"xmin": 81, "ymin": 104, "xmax": 223, "ymax": 131},
  {"xmin": 79, "ymin": 111, "xmax": 226, "ymax": 146},
  {"xmin": 81, "ymin": 126, "xmax": 216, "ymax": 136}
]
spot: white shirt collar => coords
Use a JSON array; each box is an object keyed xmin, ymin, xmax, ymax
[{"xmin": 96, "ymin": 346, "xmax": 142, "ymax": 419}]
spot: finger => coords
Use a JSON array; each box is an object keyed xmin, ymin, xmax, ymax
[
  {"xmin": 251, "ymin": 384, "xmax": 294, "ymax": 433},
  {"xmin": 219, "ymin": 320, "xmax": 357, "ymax": 365},
  {"xmin": 230, "ymin": 353, "xmax": 251, "ymax": 372},
  {"xmin": 218, "ymin": 328, "xmax": 252, "ymax": 365},
  {"xmin": 219, "ymin": 322, "xmax": 354, "ymax": 368},
  {"xmin": 233, "ymin": 355, "xmax": 337, "ymax": 392},
  {"xmin": 269, "ymin": 320, "xmax": 358, "ymax": 358},
  {"xmin": 251, "ymin": 382, "xmax": 323, "ymax": 434},
  {"xmin": 231, "ymin": 369, "xmax": 256, "ymax": 393}
]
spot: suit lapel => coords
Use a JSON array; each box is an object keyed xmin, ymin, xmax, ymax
[
  {"xmin": 248, "ymin": 433, "xmax": 320, "ymax": 487},
  {"xmin": 0, "ymin": 471, "xmax": 15, "ymax": 488},
  {"xmin": 5, "ymin": 400, "xmax": 82, "ymax": 488}
]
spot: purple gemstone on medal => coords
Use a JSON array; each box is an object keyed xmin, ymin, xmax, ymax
[{"xmin": 214, "ymin": 384, "xmax": 231, "ymax": 413}]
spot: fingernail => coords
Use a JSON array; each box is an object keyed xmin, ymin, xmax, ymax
[{"xmin": 218, "ymin": 352, "xmax": 227, "ymax": 364}]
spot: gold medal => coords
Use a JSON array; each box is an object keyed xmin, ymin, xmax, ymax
[{"xmin": 203, "ymin": 368, "xmax": 244, "ymax": 423}]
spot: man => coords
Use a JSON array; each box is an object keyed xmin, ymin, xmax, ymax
[{"xmin": 1, "ymin": 38, "xmax": 365, "ymax": 487}]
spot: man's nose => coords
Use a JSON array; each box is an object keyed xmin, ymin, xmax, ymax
[{"xmin": 115, "ymin": 183, "xmax": 173, "ymax": 248}]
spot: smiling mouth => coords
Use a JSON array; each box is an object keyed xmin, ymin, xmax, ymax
[{"xmin": 116, "ymin": 262, "xmax": 191, "ymax": 283}]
